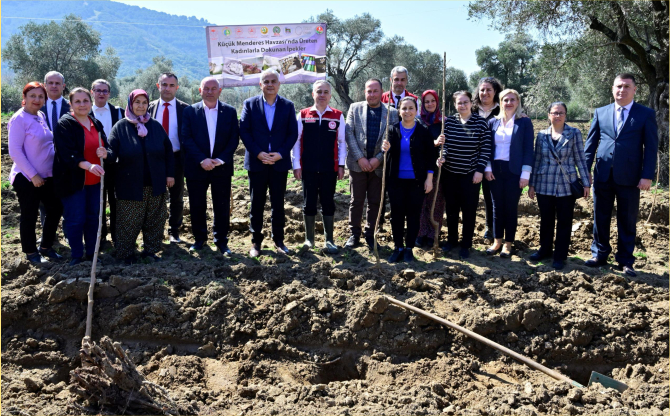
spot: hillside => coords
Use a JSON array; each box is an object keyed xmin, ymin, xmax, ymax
[{"xmin": 1, "ymin": 0, "xmax": 212, "ymax": 80}]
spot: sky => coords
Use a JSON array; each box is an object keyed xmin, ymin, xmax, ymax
[{"xmin": 116, "ymin": 0, "xmax": 506, "ymax": 76}]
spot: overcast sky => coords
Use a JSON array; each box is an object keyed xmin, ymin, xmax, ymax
[{"xmin": 116, "ymin": 0, "xmax": 505, "ymax": 76}]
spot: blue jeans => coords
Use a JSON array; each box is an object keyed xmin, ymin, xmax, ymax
[{"xmin": 61, "ymin": 183, "xmax": 101, "ymax": 259}]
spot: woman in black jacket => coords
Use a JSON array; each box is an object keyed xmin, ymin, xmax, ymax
[
  {"xmin": 107, "ymin": 89, "xmax": 175, "ymax": 264},
  {"xmin": 381, "ymin": 96, "xmax": 435, "ymax": 263},
  {"xmin": 53, "ymin": 88, "xmax": 109, "ymax": 265}
]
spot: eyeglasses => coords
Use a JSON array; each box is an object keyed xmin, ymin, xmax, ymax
[
  {"xmin": 93, "ymin": 89, "xmax": 110, "ymax": 95},
  {"xmin": 549, "ymin": 112, "xmax": 566, "ymax": 116},
  {"xmin": 456, "ymin": 101, "xmax": 471, "ymax": 106}
]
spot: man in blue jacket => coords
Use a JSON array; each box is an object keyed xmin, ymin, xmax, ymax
[
  {"xmin": 584, "ymin": 73, "xmax": 658, "ymax": 277},
  {"xmin": 181, "ymin": 77, "xmax": 239, "ymax": 255},
  {"xmin": 240, "ymin": 69, "xmax": 298, "ymax": 257}
]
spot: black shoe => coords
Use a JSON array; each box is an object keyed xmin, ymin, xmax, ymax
[
  {"xmin": 69, "ymin": 257, "xmax": 83, "ymax": 266},
  {"xmin": 459, "ymin": 248, "xmax": 470, "ymax": 259},
  {"xmin": 274, "ymin": 243, "xmax": 290, "ymax": 255},
  {"xmin": 123, "ymin": 255, "xmax": 137, "ymax": 265},
  {"xmin": 442, "ymin": 242, "xmax": 456, "ymax": 252},
  {"xmin": 189, "ymin": 241, "xmax": 205, "ymax": 252},
  {"xmin": 415, "ymin": 236, "xmax": 425, "ymax": 247},
  {"xmin": 500, "ymin": 250, "xmax": 513, "ymax": 259},
  {"xmin": 585, "ymin": 257, "xmax": 607, "ymax": 267},
  {"xmin": 344, "ymin": 236, "xmax": 360, "ymax": 249},
  {"xmin": 366, "ymin": 237, "xmax": 382, "ymax": 251},
  {"xmin": 27, "ymin": 252, "xmax": 48, "ymax": 264},
  {"xmin": 38, "ymin": 247, "xmax": 63, "ymax": 261},
  {"xmin": 403, "ymin": 248, "xmax": 415, "ymax": 262},
  {"xmin": 486, "ymin": 245, "xmax": 502, "ymax": 255},
  {"xmin": 217, "ymin": 244, "xmax": 232, "ymax": 256},
  {"xmin": 425, "ymin": 237, "xmax": 434, "ymax": 248},
  {"xmin": 529, "ymin": 250, "xmax": 552, "ymax": 261},
  {"xmin": 483, "ymin": 229, "xmax": 493, "ymax": 241},
  {"xmin": 141, "ymin": 251, "xmax": 162, "ymax": 262},
  {"xmin": 621, "ymin": 264, "xmax": 636, "ymax": 277},
  {"xmin": 552, "ymin": 260, "xmax": 565, "ymax": 270},
  {"xmin": 388, "ymin": 248, "xmax": 403, "ymax": 263}
]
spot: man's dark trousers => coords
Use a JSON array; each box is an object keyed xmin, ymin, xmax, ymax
[{"xmin": 249, "ymin": 165, "xmax": 288, "ymax": 245}]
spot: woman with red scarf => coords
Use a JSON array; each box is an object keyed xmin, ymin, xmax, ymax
[{"xmin": 415, "ymin": 90, "xmax": 445, "ymax": 248}]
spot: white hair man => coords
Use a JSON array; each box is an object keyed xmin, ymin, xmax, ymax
[{"xmin": 381, "ymin": 66, "xmax": 418, "ymax": 108}]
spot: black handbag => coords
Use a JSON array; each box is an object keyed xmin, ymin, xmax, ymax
[{"xmin": 546, "ymin": 135, "xmax": 584, "ymax": 199}]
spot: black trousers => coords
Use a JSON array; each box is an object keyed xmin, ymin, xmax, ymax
[
  {"xmin": 302, "ymin": 170, "xmax": 337, "ymax": 216},
  {"xmin": 249, "ymin": 167, "xmax": 288, "ymax": 245},
  {"xmin": 101, "ymin": 162, "xmax": 117, "ymax": 243},
  {"xmin": 388, "ymin": 179, "xmax": 424, "ymax": 249},
  {"xmin": 592, "ymin": 169, "xmax": 640, "ymax": 266},
  {"xmin": 13, "ymin": 174, "xmax": 63, "ymax": 253},
  {"xmin": 442, "ymin": 171, "xmax": 481, "ymax": 249},
  {"xmin": 488, "ymin": 161, "xmax": 522, "ymax": 242},
  {"xmin": 167, "ymin": 151, "xmax": 185, "ymax": 236},
  {"xmin": 482, "ymin": 179, "xmax": 493, "ymax": 230},
  {"xmin": 187, "ymin": 174, "xmax": 231, "ymax": 246},
  {"xmin": 537, "ymin": 194, "xmax": 576, "ymax": 261}
]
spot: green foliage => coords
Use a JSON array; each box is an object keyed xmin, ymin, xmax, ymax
[
  {"xmin": 473, "ymin": 33, "xmax": 537, "ymax": 97},
  {"xmin": 117, "ymin": 56, "xmax": 196, "ymax": 104},
  {"xmin": 1, "ymin": 181, "xmax": 11, "ymax": 190},
  {"xmin": 1, "ymin": 81, "xmax": 23, "ymax": 113},
  {"xmin": 2, "ymin": 14, "xmax": 121, "ymax": 93}
]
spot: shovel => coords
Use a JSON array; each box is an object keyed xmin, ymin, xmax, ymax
[{"xmin": 385, "ymin": 296, "xmax": 628, "ymax": 392}]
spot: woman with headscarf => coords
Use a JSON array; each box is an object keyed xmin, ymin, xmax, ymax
[
  {"xmin": 415, "ymin": 90, "xmax": 446, "ymax": 248},
  {"xmin": 53, "ymin": 87, "xmax": 109, "ymax": 265},
  {"xmin": 9, "ymin": 82, "xmax": 64, "ymax": 263},
  {"xmin": 107, "ymin": 89, "xmax": 175, "ymax": 264},
  {"xmin": 471, "ymin": 77, "xmax": 504, "ymax": 241}
]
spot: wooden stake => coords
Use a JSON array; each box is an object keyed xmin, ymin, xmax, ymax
[
  {"xmin": 429, "ymin": 53, "xmax": 447, "ymax": 258},
  {"xmin": 84, "ymin": 130, "xmax": 105, "ymax": 344},
  {"xmin": 373, "ymin": 90, "xmax": 393, "ymax": 266}
]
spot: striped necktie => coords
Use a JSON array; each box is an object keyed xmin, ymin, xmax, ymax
[{"xmin": 617, "ymin": 107, "xmax": 626, "ymax": 135}]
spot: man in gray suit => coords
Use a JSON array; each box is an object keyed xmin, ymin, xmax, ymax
[{"xmin": 344, "ymin": 78, "xmax": 397, "ymax": 249}]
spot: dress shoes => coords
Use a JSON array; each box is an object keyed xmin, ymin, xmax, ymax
[
  {"xmin": 552, "ymin": 260, "xmax": 565, "ymax": 270},
  {"xmin": 483, "ymin": 229, "xmax": 493, "ymax": 241},
  {"xmin": 169, "ymin": 233, "xmax": 182, "ymax": 244},
  {"xmin": 414, "ymin": 236, "xmax": 425, "ymax": 248},
  {"xmin": 403, "ymin": 248, "xmax": 415, "ymax": 262},
  {"xmin": 442, "ymin": 242, "xmax": 456, "ymax": 252},
  {"xmin": 486, "ymin": 245, "xmax": 502, "ymax": 255},
  {"xmin": 529, "ymin": 250, "xmax": 552, "ymax": 261},
  {"xmin": 344, "ymin": 236, "xmax": 360, "ymax": 249},
  {"xmin": 141, "ymin": 251, "xmax": 162, "ymax": 262},
  {"xmin": 387, "ymin": 248, "xmax": 403, "ymax": 263},
  {"xmin": 621, "ymin": 264, "xmax": 637, "ymax": 277},
  {"xmin": 249, "ymin": 244, "xmax": 261, "ymax": 258},
  {"xmin": 189, "ymin": 241, "xmax": 205, "ymax": 252},
  {"xmin": 499, "ymin": 249, "xmax": 513, "ymax": 258},
  {"xmin": 69, "ymin": 257, "xmax": 83, "ymax": 266},
  {"xmin": 39, "ymin": 247, "xmax": 63, "ymax": 261},
  {"xmin": 218, "ymin": 244, "xmax": 232, "ymax": 256},
  {"xmin": 275, "ymin": 243, "xmax": 291, "ymax": 255},
  {"xmin": 459, "ymin": 248, "xmax": 470, "ymax": 259},
  {"xmin": 584, "ymin": 257, "xmax": 607, "ymax": 267}
]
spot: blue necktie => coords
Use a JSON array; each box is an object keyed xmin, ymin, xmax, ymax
[
  {"xmin": 51, "ymin": 101, "xmax": 57, "ymax": 131},
  {"xmin": 617, "ymin": 107, "xmax": 626, "ymax": 135}
]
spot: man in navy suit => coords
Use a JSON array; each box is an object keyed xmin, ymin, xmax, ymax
[
  {"xmin": 89, "ymin": 78, "xmax": 124, "ymax": 246},
  {"xmin": 41, "ymin": 71, "xmax": 70, "ymax": 132},
  {"xmin": 148, "ymin": 72, "xmax": 190, "ymax": 243},
  {"xmin": 181, "ymin": 77, "xmax": 239, "ymax": 255},
  {"xmin": 240, "ymin": 69, "xmax": 299, "ymax": 257},
  {"xmin": 584, "ymin": 73, "xmax": 658, "ymax": 277}
]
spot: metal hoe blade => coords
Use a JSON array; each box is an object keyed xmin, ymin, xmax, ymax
[{"xmin": 588, "ymin": 371, "xmax": 629, "ymax": 393}]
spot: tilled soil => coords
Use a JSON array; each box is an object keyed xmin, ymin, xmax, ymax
[{"xmin": 1, "ymin": 119, "xmax": 669, "ymax": 415}]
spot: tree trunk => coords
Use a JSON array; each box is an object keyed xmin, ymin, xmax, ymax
[{"xmin": 650, "ymin": 78, "xmax": 669, "ymax": 186}]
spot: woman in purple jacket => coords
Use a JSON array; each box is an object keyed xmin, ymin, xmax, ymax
[{"xmin": 8, "ymin": 82, "xmax": 64, "ymax": 263}]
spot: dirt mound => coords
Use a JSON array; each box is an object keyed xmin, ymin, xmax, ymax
[{"xmin": 2, "ymin": 119, "xmax": 668, "ymax": 415}]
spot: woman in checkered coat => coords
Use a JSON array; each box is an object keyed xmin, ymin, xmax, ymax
[{"xmin": 528, "ymin": 102, "xmax": 591, "ymax": 270}]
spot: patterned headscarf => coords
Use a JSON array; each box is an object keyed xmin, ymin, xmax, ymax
[
  {"xmin": 420, "ymin": 90, "xmax": 442, "ymax": 126},
  {"xmin": 125, "ymin": 89, "xmax": 151, "ymax": 137}
]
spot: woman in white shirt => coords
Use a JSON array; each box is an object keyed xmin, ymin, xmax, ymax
[{"xmin": 484, "ymin": 89, "xmax": 534, "ymax": 258}]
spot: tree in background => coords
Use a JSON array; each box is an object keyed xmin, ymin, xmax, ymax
[
  {"xmin": 471, "ymin": 33, "xmax": 537, "ymax": 97},
  {"xmin": 468, "ymin": 0, "xmax": 669, "ymax": 184},
  {"xmin": 3, "ymin": 14, "xmax": 120, "ymax": 95},
  {"xmin": 116, "ymin": 56, "xmax": 195, "ymax": 105}
]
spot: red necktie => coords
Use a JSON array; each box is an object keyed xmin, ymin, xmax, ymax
[{"xmin": 162, "ymin": 102, "xmax": 170, "ymax": 135}]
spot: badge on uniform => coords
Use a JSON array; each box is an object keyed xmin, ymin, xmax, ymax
[
  {"xmin": 305, "ymin": 118, "xmax": 316, "ymax": 123},
  {"xmin": 328, "ymin": 121, "xmax": 337, "ymax": 129}
]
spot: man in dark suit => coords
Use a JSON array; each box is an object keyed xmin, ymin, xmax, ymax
[
  {"xmin": 89, "ymin": 79, "xmax": 124, "ymax": 246},
  {"xmin": 181, "ymin": 77, "xmax": 239, "ymax": 255},
  {"xmin": 584, "ymin": 73, "xmax": 658, "ymax": 277},
  {"xmin": 240, "ymin": 69, "xmax": 299, "ymax": 257},
  {"xmin": 41, "ymin": 71, "xmax": 70, "ymax": 132},
  {"xmin": 148, "ymin": 72, "xmax": 190, "ymax": 243}
]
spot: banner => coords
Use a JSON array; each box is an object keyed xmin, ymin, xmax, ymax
[{"xmin": 205, "ymin": 23, "xmax": 327, "ymax": 88}]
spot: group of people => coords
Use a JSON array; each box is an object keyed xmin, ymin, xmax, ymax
[{"xmin": 8, "ymin": 67, "xmax": 657, "ymax": 277}]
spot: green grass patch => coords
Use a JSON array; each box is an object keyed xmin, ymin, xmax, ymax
[
  {"xmin": 1, "ymin": 181, "xmax": 11, "ymax": 190},
  {"xmin": 634, "ymin": 251, "xmax": 647, "ymax": 259},
  {"xmin": 336, "ymin": 178, "xmax": 350, "ymax": 195}
]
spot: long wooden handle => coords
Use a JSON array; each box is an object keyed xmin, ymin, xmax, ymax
[
  {"xmin": 429, "ymin": 53, "xmax": 448, "ymax": 257},
  {"xmin": 385, "ymin": 296, "xmax": 584, "ymax": 388},
  {"xmin": 373, "ymin": 90, "xmax": 393, "ymax": 264}
]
